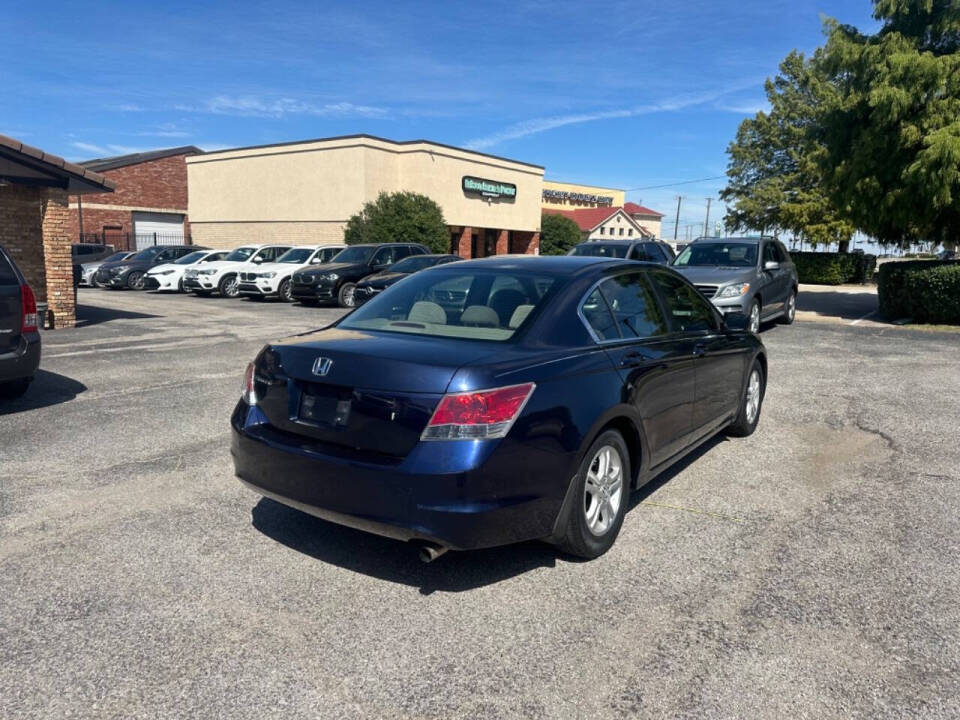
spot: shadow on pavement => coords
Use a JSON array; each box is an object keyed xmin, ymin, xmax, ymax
[
  {"xmin": 0, "ymin": 369, "xmax": 87, "ymax": 415},
  {"xmin": 251, "ymin": 435, "xmax": 728, "ymax": 593},
  {"xmin": 76, "ymin": 303, "xmax": 159, "ymax": 327},
  {"xmin": 796, "ymin": 288, "xmax": 879, "ymax": 321}
]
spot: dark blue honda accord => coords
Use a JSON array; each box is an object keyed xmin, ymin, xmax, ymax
[{"xmin": 231, "ymin": 255, "xmax": 767, "ymax": 560}]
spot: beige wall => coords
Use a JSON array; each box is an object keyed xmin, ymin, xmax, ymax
[
  {"xmin": 542, "ymin": 180, "xmax": 624, "ymax": 210},
  {"xmin": 632, "ymin": 215, "xmax": 662, "ymax": 238},
  {"xmin": 187, "ymin": 136, "xmax": 544, "ymax": 248}
]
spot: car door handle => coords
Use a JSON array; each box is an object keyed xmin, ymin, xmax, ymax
[{"xmin": 620, "ymin": 351, "xmax": 650, "ymax": 367}]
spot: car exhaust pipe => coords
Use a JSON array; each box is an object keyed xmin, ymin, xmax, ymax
[{"xmin": 418, "ymin": 542, "xmax": 448, "ymax": 563}]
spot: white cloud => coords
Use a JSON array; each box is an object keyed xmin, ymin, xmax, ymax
[
  {"xmin": 72, "ymin": 141, "xmax": 109, "ymax": 155},
  {"xmin": 112, "ymin": 103, "xmax": 146, "ymax": 112},
  {"xmin": 464, "ymin": 91, "xmax": 727, "ymax": 150},
  {"xmin": 72, "ymin": 141, "xmax": 164, "ymax": 157},
  {"xmin": 715, "ymin": 102, "xmax": 769, "ymax": 115},
  {"xmin": 134, "ymin": 129, "xmax": 191, "ymax": 138},
  {"xmin": 178, "ymin": 96, "xmax": 388, "ymax": 119}
]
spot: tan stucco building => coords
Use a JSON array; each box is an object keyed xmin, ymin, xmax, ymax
[{"xmin": 186, "ymin": 135, "xmax": 544, "ymax": 257}]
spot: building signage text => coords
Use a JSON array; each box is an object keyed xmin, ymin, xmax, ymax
[
  {"xmin": 542, "ymin": 189, "xmax": 614, "ymax": 205},
  {"xmin": 462, "ymin": 176, "xmax": 517, "ymax": 200}
]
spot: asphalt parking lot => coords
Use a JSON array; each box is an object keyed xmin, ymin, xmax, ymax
[{"xmin": 2, "ymin": 287, "xmax": 959, "ymax": 718}]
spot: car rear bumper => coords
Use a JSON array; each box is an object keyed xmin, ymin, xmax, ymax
[
  {"xmin": 0, "ymin": 331, "xmax": 41, "ymax": 383},
  {"xmin": 231, "ymin": 402, "xmax": 574, "ymax": 550}
]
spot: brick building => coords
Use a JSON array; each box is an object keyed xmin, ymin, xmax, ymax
[
  {"xmin": 68, "ymin": 146, "xmax": 201, "ymax": 251},
  {"xmin": 0, "ymin": 134, "xmax": 115, "ymax": 328}
]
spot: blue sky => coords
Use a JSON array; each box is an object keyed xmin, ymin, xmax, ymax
[{"xmin": 2, "ymin": 0, "xmax": 876, "ymax": 235}]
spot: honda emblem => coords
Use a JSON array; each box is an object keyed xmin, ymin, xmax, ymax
[{"xmin": 312, "ymin": 357, "xmax": 333, "ymax": 377}]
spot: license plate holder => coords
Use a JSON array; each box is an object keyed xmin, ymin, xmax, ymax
[{"xmin": 298, "ymin": 392, "xmax": 351, "ymax": 427}]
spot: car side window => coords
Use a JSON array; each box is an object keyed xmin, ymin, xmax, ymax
[
  {"xmin": 598, "ymin": 272, "xmax": 667, "ymax": 339},
  {"xmin": 0, "ymin": 252, "xmax": 19, "ymax": 285},
  {"xmin": 373, "ymin": 247, "xmax": 397, "ymax": 266},
  {"xmin": 774, "ymin": 242, "xmax": 789, "ymax": 263},
  {"xmin": 629, "ymin": 244, "xmax": 654, "ymax": 262},
  {"xmin": 763, "ymin": 243, "xmax": 779, "ymax": 264},
  {"xmin": 650, "ymin": 271, "xmax": 720, "ymax": 333},
  {"xmin": 581, "ymin": 288, "xmax": 619, "ymax": 341},
  {"xmin": 394, "ymin": 246, "xmax": 413, "ymax": 262}
]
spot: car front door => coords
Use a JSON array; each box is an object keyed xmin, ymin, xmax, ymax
[
  {"xmin": 760, "ymin": 241, "xmax": 788, "ymax": 314},
  {"xmin": 581, "ymin": 271, "xmax": 696, "ymax": 468},
  {"xmin": 649, "ymin": 270, "xmax": 746, "ymax": 435}
]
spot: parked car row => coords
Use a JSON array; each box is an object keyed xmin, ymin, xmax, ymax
[{"xmin": 80, "ymin": 242, "xmax": 464, "ymax": 308}]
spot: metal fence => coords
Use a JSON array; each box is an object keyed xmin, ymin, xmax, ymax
[{"xmin": 79, "ymin": 232, "xmax": 190, "ymax": 252}]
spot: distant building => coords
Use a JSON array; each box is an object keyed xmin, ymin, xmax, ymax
[
  {"xmin": 623, "ymin": 202, "xmax": 664, "ymax": 239},
  {"xmin": 68, "ymin": 146, "xmax": 202, "ymax": 250},
  {"xmin": 541, "ymin": 180, "xmax": 624, "ymax": 210},
  {"xmin": 543, "ymin": 206, "xmax": 651, "ymax": 240}
]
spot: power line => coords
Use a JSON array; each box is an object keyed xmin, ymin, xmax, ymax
[{"xmin": 625, "ymin": 175, "xmax": 727, "ymax": 191}]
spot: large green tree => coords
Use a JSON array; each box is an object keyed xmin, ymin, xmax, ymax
[
  {"xmin": 539, "ymin": 213, "xmax": 583, "ymax": 255},
  {"xmin": 344, "ymin": 191, "xmax": 448, "ymax": 253},
  {"xmin": 721, "ymin": 51, "xmax": 856, "ymax": 248},
  {"xmin": 817, "ymin": 0, "xmax": 960, "ymax": 246}
]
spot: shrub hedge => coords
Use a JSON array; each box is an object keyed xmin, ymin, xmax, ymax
[
  {"xmin": 878, "ymin": 260, "xmax": 960, "ymax": 323},
  {"xmin": 789, "ymin": 251, "xmax": 877, "ymax": 285}
]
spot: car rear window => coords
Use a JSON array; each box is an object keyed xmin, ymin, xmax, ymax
[
  {"xmin": 0, "ymin": 251, "xmax": 19, "ymax": 285},
  {"xmin": 340, "ymin": 269, "xmax": 561, "ymax": 341}
]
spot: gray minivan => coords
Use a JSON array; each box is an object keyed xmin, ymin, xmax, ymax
[{"xmin": 672, "ymin": 236, "xmax": 798, "ymax": 333}]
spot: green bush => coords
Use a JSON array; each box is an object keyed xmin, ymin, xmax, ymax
[
  {"xmin": 344, "ymin": 191, "xmax": 448, "ymax": 253},
  {"xmin": 540, "ymin": 213, "xmax": 583, "ymax": 256},
  {"xmin": 878, "ymin": 260, "xmax": 960, "ymax": 323},
  {"xmin": 790, "ymin": 251, "xmax": 876, "ymax": 285}
]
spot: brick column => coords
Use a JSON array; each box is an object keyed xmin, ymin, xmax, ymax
[
  {"xmin": 528, "ymin": 232, "xmax": 540, "ymax": 255},
  {"xmin": 457, "ymin": 227, "xmax": 473, "ymax": 258},
  {"xmin": 495, "ymin": 229, "xmax": 509, "ymax": 256},
  {"xmin": 41, "ymin": 189, "xmax": 75, "ymax": 328},
  {"xmin": 509, "ymin": 231, "xmax": 540, "ymax": 255}
]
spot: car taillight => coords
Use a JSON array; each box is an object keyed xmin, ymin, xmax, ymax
[
  {"xmin": 241, "ymin": 362, "xmax": 257, "ymax": 405},
  {"xmin": 20, "ymin": 283, "xmax": 38, "ymax": 333},
  {"xmin": 422, "ymin": 383, "xmax": 535, "ymax": 440}
]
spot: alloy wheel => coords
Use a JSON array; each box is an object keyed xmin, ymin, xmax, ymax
[
  {"xmin": 223, "ymin": 277, "xmax": 239, "ymax": 297},
  {"xmin": 745, "ymin": 369, "xmax": 761, "ymax": 424},
  {"xmin": 749, "ymin": 302, "xmax": 760, "ymax": 333},
  {"xmin": 583, "ymin": 445, "xmax": 624, "ymax": 536},
  {"xmin": 786, "ymin": 293, "xmax": 796, "ymax": 321}
]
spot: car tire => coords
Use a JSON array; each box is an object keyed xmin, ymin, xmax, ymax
[
  {"xmin": 727, "ymin": 360, "xmax": 765, "ymax": 437},
  {"xmin": 779, "ymin": 289, "xmax": 797, "ymax": 324},
  {"xmin": 338, "ymin": 282, "xmax": 357, "ymax": 308},
  {"xmin": 0, "ymin": 378, "xmax": 31, "ymax": 400},
  {"xmin": 278, "ymin": 279, "xmax": 293, "ymax": 303},
  {"xmin": 127, "ymin": 271, "xmax": 145, "ymax": 290},
  {"xmin": 219, "ymin": 274, "xmax": 239, "ymax": 298},
  {"xmin": 747, "ymin": 299, "xmax": 761, "ymax": 334},
  {"xmin": 177, "ymin": 277, "xmax": 185, "ymax": 293},
  {"xmin": 555, "ymin": 429, "xmax": 630, "ymax": 559}
]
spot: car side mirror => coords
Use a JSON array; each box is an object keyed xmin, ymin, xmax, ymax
[
  {"xmin": 764, "ymin": 260, "xmax": 780, "ymax": 271},
  {"xmin": 252, "ymin": 257, "xmax": 264, "ymax": 264},
  {"xmin": 725, "ymin": 312, "xmax": 750, "ymax": 331}
]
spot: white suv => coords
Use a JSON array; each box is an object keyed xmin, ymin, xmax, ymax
[
  {"xmin": 238, "ymin": 245, "xmax": 345, "ymax": 302},
  {"xmin": 144, "ymin": 249, "xmax": 227, "ymax": 292},
  {"xmin": 183, "ymin": 244, "xmax": 291, "ymax": 297}
]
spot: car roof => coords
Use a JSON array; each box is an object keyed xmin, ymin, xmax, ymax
[
  {"xmin": 346, "ymin": 242, "xmax": 426, "ymax": 248},
  {"xmin": 449, "ymin": 254, "xmax": 628, "ymax": 275},
  {"xmin": 691, "ymin": 236, "xmax": 768, "ymax": 244}
]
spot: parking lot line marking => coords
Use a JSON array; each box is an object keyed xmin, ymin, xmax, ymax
[
  {"xmin": 850, "ymin": 311, "xmax": 877, "ymax": 326},
  {"xmin": 639, "ymin": 501, "xmax": 745, "ymax": 524}
]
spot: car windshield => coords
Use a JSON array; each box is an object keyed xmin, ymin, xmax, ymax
[
  {"xmin": 223, "ymin": 247, "xmax": 255, "ymax": 262},
  {"xmin": 175, "ymin": 251, "xmax": 207, "ymax": 265},
  {"xmin": 674, "ymin": 243, "xmax": 758, "ymax": 267},
  {"xmin": 128, "ymin": 246, "xmax": 164, "ymax": 262},
  {"xmin": 340, "ymin": 269, "xmax": 561, "ymax": 341},
  {"xmin": 387, "ymin": 256, "xmax": 446, "ymax": 273},
  {"xmin": 276, "ymin": 248, "xmax": 313, "ymax": 264},
  {"xmin": 569, "ymin": 243, "xmax": 630, "ymax": 258},
  {"xmin": 331, "ymin": 246, "xmax": 375, "ymax": 264}
]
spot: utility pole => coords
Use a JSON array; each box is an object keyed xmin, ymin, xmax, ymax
[
  {"xmin": 673, "ymin": 196, "xmax": 683, "ymax": 241},
  {"xmin": 703, "ymin": 198, "xmax": 712, "ymax": 238}
]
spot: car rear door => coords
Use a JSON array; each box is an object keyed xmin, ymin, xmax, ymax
[
  {"xmin": 0, "ymin": 249, "xmax": 23, "ymax": 353},
  {"xmin": 760, "ymin": 241, "xmax": 788, "ymax": 314},
  {"xmin": 581, "ymin": 271, "xmax": 696, "ymax": 468},
  {"xmin": 649, "ymin": 269, "xmax": 746, "ymax": 435}
]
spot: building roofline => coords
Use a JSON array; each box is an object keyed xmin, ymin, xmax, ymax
[
  {"xmin": 543, "ymin": 179, "xmax": 625, "ymax": 193},
  {"xmin": 80, "ymin": 145, "xmax": 203, "ymax": 172},
  {"xmin": 188, "ymin": 134, "xmax": 545, "ymax": 170},
  {"xmin": 0, "ymin": 134, "xmax": 116, "ymax": 194}
]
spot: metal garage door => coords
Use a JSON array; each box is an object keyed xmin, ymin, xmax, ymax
[{"xmin": 132, "ymin": 212, "xmax": 185, "ymax": 249}]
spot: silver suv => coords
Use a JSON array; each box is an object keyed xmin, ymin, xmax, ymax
[{"xmin": 671, "ymin": 236, "xmax": 798, "ymax": 333}]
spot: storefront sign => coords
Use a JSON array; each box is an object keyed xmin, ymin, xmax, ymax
[
  {"xmin": 542, "ymin": 189, "xmax": 614, "ymax": 205},
  {"xmin": 463, "ymin": 176, "xmax": 517, "ymax": 200}
]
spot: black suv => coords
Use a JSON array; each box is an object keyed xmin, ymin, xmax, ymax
[
  {"xmin": 567, "ymin": 239, "xmax": 675, "ymax": 264},
  {"xmin": 0, "ymin": 245, "xmax": 41, "ymax": 399},
  {"xmin": 96, "ymin": 245, "xmax": 209, "ymax": 290},
  {"xmin": 291, "ymin": 243, "xmax": 429, "ymax": 307}
]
